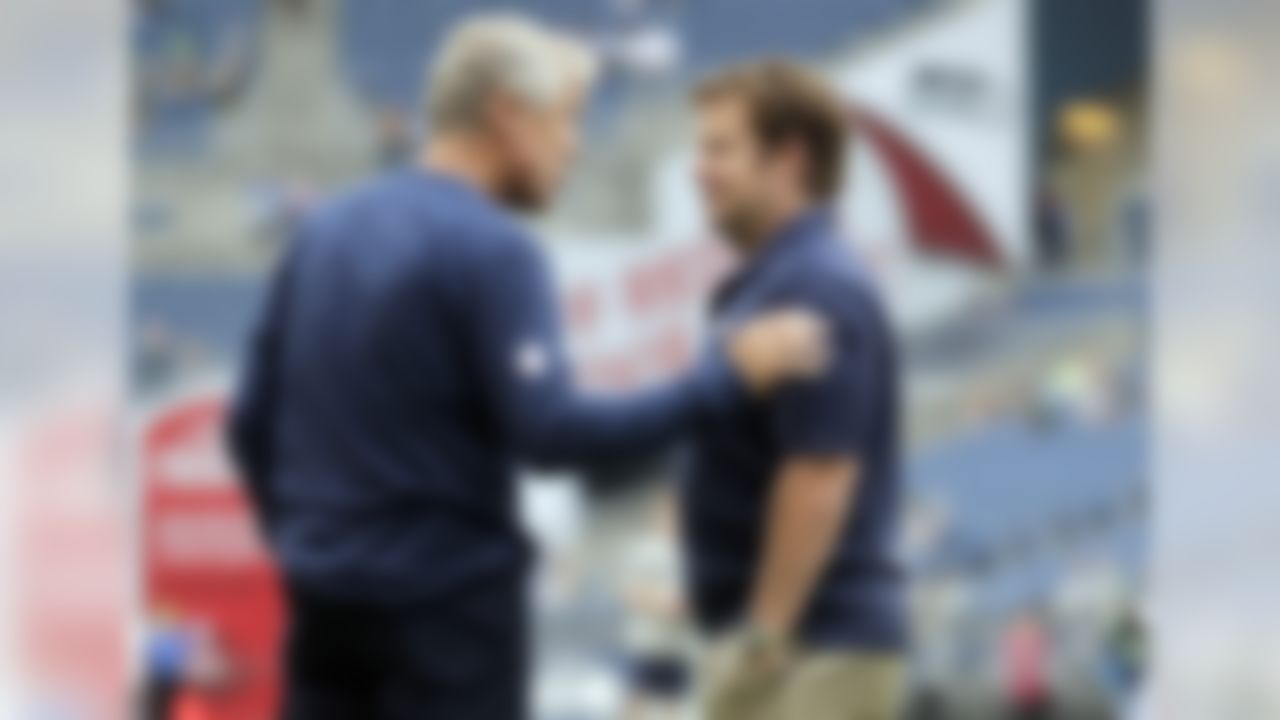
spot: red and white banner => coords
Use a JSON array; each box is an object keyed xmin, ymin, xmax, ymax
[{"xmin": 141, "ymin": 394, "xmax": 283, "ymax": 720}]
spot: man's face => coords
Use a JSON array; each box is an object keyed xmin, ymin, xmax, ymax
[
  {"xmin": 695, "ymin": 96, "xmax": 778, "ymax": 247},
  {"xmin": 489, "ymin": 81, "xmax": 587, "ymax": 213}
]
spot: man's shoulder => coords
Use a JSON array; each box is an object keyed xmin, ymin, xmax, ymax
[
  {"xmin": 768, "ymin": 239, "xmax": 881, "ymax": 315},
  {"xmin": 308, "ymin": 171, "xmax": 530, "ymax": 251},
  {"xmin": 312, "ymin": 172, "xmax": 406, "ymax": 216},
  {"xmin": 296, "ymin": 173, "xmax": 408, "ymax": 244}
]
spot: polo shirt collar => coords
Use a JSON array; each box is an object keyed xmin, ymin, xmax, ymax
[{"xmin": 714, "ymin": 206, "xmax": 836, "ymax": 307}]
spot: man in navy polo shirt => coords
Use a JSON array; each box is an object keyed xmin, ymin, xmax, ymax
[
  {"xmin": 684, "ymin": 62, "xmax": 907, "ymax": 720},
  {"xmin": 227, "ymin": 17, "xmax": 829, "ymax": 720}
]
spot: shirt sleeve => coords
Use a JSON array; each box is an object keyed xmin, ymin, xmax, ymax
[
  {"xmin": 771, "ymin": 280, "xmax": 873, "ymax": 457},
  {"xmin": 462, "ymin": 229, "xmax": 746, "ymax": 469}
]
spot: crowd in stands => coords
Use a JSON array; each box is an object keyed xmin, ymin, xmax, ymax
[
  {"xmin": 133, "ymin": 0, "xmax": 940, "ymax": 159},
  {"xmin": 133, "ymin": 0, "xmax": 262, "ymax": 155}
]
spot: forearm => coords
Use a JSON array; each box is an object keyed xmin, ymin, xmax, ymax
[
  {"xmin": 508, "ymin": 354, "xmax": 741, "ymax": 469},
  {"xmin": 748, "ymin": 459, "xmax": 858, "ymax": 636},
  {"xmin": 469, "ymin": 233, "xmax": 747, "ymax": 470}
]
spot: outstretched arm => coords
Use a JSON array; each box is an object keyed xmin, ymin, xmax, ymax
[{"xmin": 463, "ymin": 233, "xmax": 823, "ymax": 469}]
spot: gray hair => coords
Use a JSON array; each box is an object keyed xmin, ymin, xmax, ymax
[{"xmin": 427, "ymin": 14, "xmax": 598, "ymax": 131}]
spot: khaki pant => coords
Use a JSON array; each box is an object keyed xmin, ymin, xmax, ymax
[{"xmin": 702, "ymin": 642, "xmax": 906, "ymax": 720}]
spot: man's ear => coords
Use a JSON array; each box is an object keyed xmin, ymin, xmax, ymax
[{"xmin": 778, "ymin": 136, "xmax": 810, "ymax": 192}]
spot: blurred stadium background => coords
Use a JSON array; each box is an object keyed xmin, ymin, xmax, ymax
[{"xmin": 130, "ymin": 0, "xmax": 1149, "ymax": 718}]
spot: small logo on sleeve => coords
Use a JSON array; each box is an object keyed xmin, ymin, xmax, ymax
[{"xmin": 515, "ymin": 340, "xmax": 550, "ymax": 381}]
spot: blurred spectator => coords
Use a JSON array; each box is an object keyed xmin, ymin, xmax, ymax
[
  {"xmin": 903, "ymin": 493, "xmax": 951, "ymax": 569},
  {"xmin": 1036, "ymin": 184, "xmax": 1073, "ymax": 272},
  {"xmin": 143, "ymin": 611, "xmax": 194, "ymax": 719},
  {"xmin": 246, "ymin": 178, "xmax": 321, "ymax": 247},
  {"xmin": 136, "ymin": 319, "xmax": 181, "ymax": 391},
  {"xmin": 375, "ymin": 106, "xmax": 414, "ymax": 168},
  {"xmin": 1034, "ymin": 353, "xmax": 1116, "ymax": 428},
  {"xmin": 1098, "ymin": 603, "xmax": 1147, "ymax": 720},
  {"xmin": 619, "ymin": 492, "xmax": 693, "ymax": 720},
  {"xmin": 168, "ymin": 624, "xmax": 235, "ymax": 720},
  {"xmin": 1002, "ymin": 608, "xmax": 1053, "ymax": 720},
  {"xmin": 142, "ymin": 614, "xmax": 233, "ymax": 720},
  {"xmin": 524, "ymin": 475, "xmax": 588, "ymax": 613},
  {"xmin": 1117, "ymin": 182, "xmax": 1150, "ymax": 270},
  {"xmin": 1054, "ymin": 554, "xmax": 1128, "ymax": 664},
  {"xmin": 909, "ymin": 574, "xmax": 970, "ymax": 720},
  {"xmin": 134, "ymin": 0, "xmax": 258, "ymax": 153}
]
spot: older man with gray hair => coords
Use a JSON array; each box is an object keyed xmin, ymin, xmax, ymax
[{"xmin": 228, "ymin": 13, "xmax": 827, "ymax": 720}]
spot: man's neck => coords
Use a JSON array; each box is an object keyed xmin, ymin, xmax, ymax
[
  {"xmin": 420, "ymin": 134, "xmax": 501, "ymax": 199},
  {"xmin": 742, "ymin": 199, "xmax": 816, "ymax": 258}
]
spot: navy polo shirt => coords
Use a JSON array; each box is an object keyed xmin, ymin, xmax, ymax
[
  {"xmin": 228, "ymin": 169, "xmax": 744, "ymax": 606},
  {"xmin": 681, "ymin": 209, "xmax": 907, "ymax": 650}
]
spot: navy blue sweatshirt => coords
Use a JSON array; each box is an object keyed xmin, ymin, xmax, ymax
[{"xmin": 228, "ymin": 170, "xmax": 743, "ymax": 603}]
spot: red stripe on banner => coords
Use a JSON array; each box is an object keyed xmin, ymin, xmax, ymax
[{"xmin": 855, "ymin": 109, "xmax": 1003, "ymax": 268}]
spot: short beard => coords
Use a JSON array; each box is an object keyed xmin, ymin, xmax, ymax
[
  {"xmin": 716, "ymin": 206, "xmax": 770, "ymax": 253},
  {"xmin": 488, "ymin": 165, "xmax": 550, "ymax": 212},
  {"xmin": 497, "ymin": 175, "xmax": 547, "ymax": 213}
]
